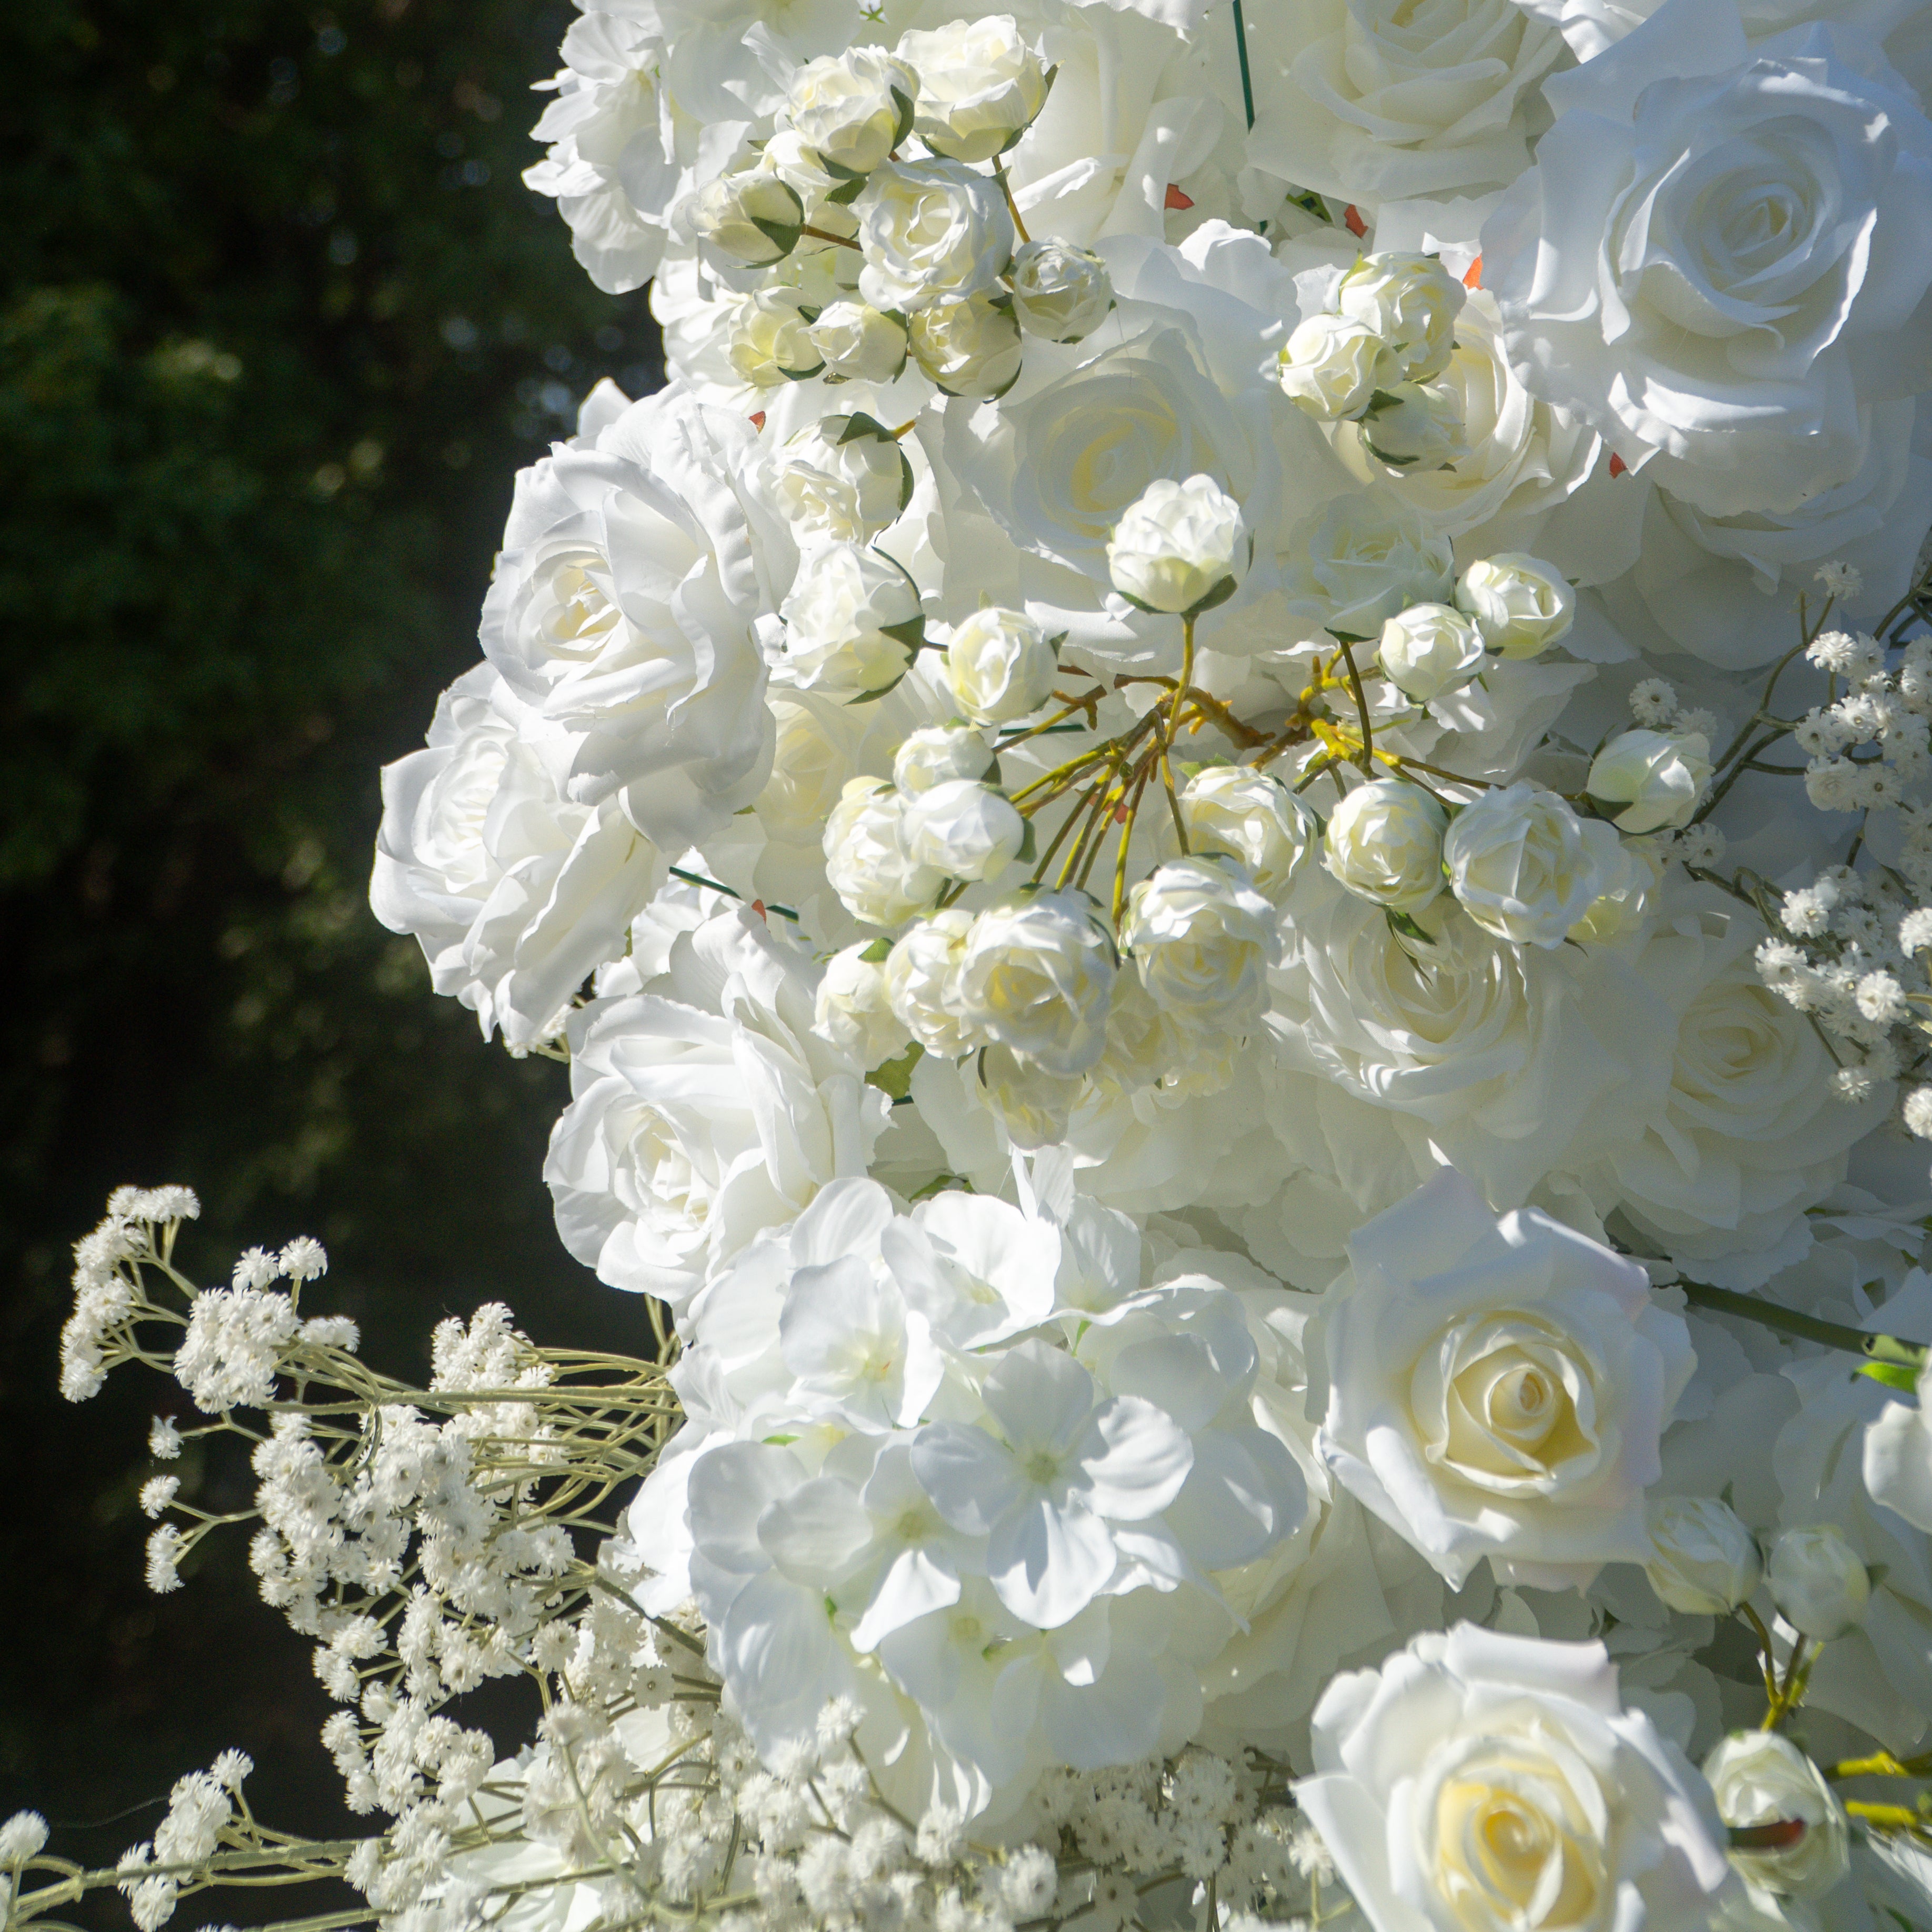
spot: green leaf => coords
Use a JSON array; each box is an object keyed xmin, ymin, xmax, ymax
[
  {"xmin": 1860, "ymin": 1360, "xmax": 1921, "ymax": 1393},
  {"xmin": 825, "ymin": 175, "xmax": 869, "ymax": 206},
  {"xmin": 849, "ymin": 672, "xmax": 909, "ymax": 704},
  {"xmin": 879, "ymin": 615, "xmax": 927, "ymax": 652},
  {"xmin": 868, "ymin": 1041, "xmax": 926, "ymax": 1102},
  {"xmin": 1385, "ymin": 907, "xmax": 1436, "ymax": 946},
  {"xmin": 859, "ymin": 937, "xmax": 894, "ymax": 963},
  {"xmin": 1016, "ymin": 818, "xmax": 1037, "ymax": 865},
  {"xmin": 835, "ymin": 411, "xmax": 892, "ymax": 445}
]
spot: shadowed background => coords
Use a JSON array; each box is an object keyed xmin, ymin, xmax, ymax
[{"xmin": 0, "ymin": 0, "xmax": 665, "ymax": 1903}]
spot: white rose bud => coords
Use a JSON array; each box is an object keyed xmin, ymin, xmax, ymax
[
  {"xmin": 1323, "ymin": 779, "xmax": 1448, "ymax": 915},
  {"xmin": 824, "ymin": 777, "xmax": 944, "ymax": 926},
  {"xmin": 1278, "ymin": 311, "xmax": 1385, "ymax": 420},
  {"xmin": 977, "ymin": 1042, "xmax": 1083, "ymax": 1150},
  {"xmin": 885, "ymin": 908, "xmax": 978, "ymax": 1055},
  {"xmin": 807, "ymin": 300, "xmax": 909, "ymax": 385},
  {"xmin": 904, "ymin": 778, "xmax": 1026, "ymax": 882},
  {"xmin": 770, "ymin": 415, "xmax": 913, "ymax": 546},
  {"xmin": 895, "ymin": 725, "xmax": 993, "ymax": 794},
  {"xmin": 1358, "ymin": 382, "xmax": 1468, "ymax": 471},
  {"xmin": 1443, "ymin": 783, "xmax": 1608, "ymax": 950},
  {"xmin": 815, "ymin": 942, "xmax": 912, "ymax": 1065},
  {"xmin": 1456, "ymin": 553, "xmax": 1576, "ymax": 658},
  {"xmin": 1106, "ymin": 474, "xmax": 1249, "ymax": 617},
  {"xmin": 907, "ymin": 288, "xmax": 1024, "ymax": 399},
  {"xmin": 781, "ymin": 48, "xmax": 917, "ymax": 181},
  {"xmin": 856, "ymin": 157, "xmax": 1014, "ymax": 313},
  {"xmin": 946, "ymin": 607, "xmax": 1058, "ymax": 723},
  {"xmin": 957, "ymin": 890, "xmax": 1116, "ymax": 1075},
  {"xmin": 686, "ymin": 163, "xmax": 805, "ymax": 269},
  {"xmin": 1768, "ymin": 1524, "xmax": 1870, "ymax": 1641},
  {"xmin": 1704, "ymin": 1732, "xmax": 1850, "ymax": 1902},
  {"xmin": 727, "ymin": 287, "xmax": 824, "ymax": 389},
  {"xmin": 1645, "ymin": 1495, "xmax": 1762, "ymax": 1615},
  {"xmin": 1008, "ymin": 239, "xmax": 1113, "ymax": 343},
  {"xmin": 1588, "ymin": 729, "xmax": 1713, "ymax": 834},
  {"xmin": 897, "ymin": 16, "xmax": 1048, "ymax": 162},
  {"xmin": 1376, "ymin": 602, "xmax": 1485, "ymax": 703},
  {"xmin": 1178, "ymin": 766, "xmax": 1317, "ymax": 898},
  {"xmin": 1336, "ymin": 251, "xmax": 1465, "ymax": 383},
  {"xmin": 1123, "ymin": 857, "xmax": 1281, "ymax": 1033},
  {"xmin": 780, "ymin": 541, "xmax": 924, "ymax": 696}
]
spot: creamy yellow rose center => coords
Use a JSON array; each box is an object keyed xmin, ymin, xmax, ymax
[{"xmin": 1430, "ymin": 1744, "xmax": 1608, "ymax": 1932}]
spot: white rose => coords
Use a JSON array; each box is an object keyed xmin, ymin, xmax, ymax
[
  {"xmin": 1284, "ymin": 495, "xmax": 1456, "ymax": 638},
  {"xmin": 1296, "ymin": 1625, "xmax": 1734, "ymax": 1932},
  {"xmin": 956, "ymin": 890, "xmax": 1116, "ymax": 1075},
  {"xmin": 896, "ymin": 16, "xmax": 1047, "ymax": 162},
  {"xmin": 371, "ymin": 667, "xmax": 667, "ymax": 1048},
  {"xmin": 823, "ymin": 777, "xmax": 944, "ymax": 926},
  {"xmin": 780, "ymin": 541, "xmax": 923, "ymax": 697},
  {"xmin": 753, "ymin": 694, "xmax": 869, "ymax": 848},
  {"xmin": 780, "ymin": 48, "xmax": 916, "ymax": 180},
  {"xmin": 1357, "ymin": 382, "xmax": 1469, "ymax": 472},
  {"xmin": 807, "ymin": 301, "xmax": 909, "ymax": 386},
  {"xmin": 1376, "ymin": 602, "xmax": 1486, "ymax": 702},
  {"xmin": 1456, "ymin": 552, "xmax": 1576, "ymax": 657},
  {"xmin": 1323, "ymin": 778, "xmax": 1449, "ymax": 914},
  {"xmin": 1767, "ymin": 1524, "xmax": 1871, "ymax": 1640},
  {"xmin": 1568, "ymin": 837, "xmax": 1660, "ymax": 946},
  {"xmin": 1106, "ymin": 473, "xmax": 1249, "ymax": 618},
  {"xmin": 1315, "ymin": 1165, "xmax": 1697, "ymax": 1588},
  {"xmin": 1177, "ymin": 766, "xmax": 1318, "ymax": 898},
  {"xmin": 855, "ymin": 158, "xmax": 1014, "ymax": 314},
  {"xmin": 544, "ymin": 909, "xmax": 888, "ymax": 1307},
  {"xmin": 767, "ymin": 415, "xmax": 912, "ymax": 546},
  {"xmin": 975, "ymin": 1043, "xmax": 1083, "ymax": 1150},
  {"xmin": 895, "ymin": 725, "xmax": 992, "ymax": 794},
  {"xmin": 945, "ymin": 607, "xmax": 1058, "ymax": 723},
  {"xmin": 1645, "ymin": 1494, "xmax": 1763, "ymax": 1615},
  {"xmin": 1443, "ymin": 783, "xmax": 1609, "ymax": 949},
  {"xmin": 1482, "ymin": 25, "xmax": 1932, "ymax": 517},
  {"xmin": 726, "ymin": 287, "xmax": 823, "ymax": 389},
  {"xmin": 684, "ymin": 162, "xmax": 804, "ymax": 269},
  {"xmin": 1278, "ymin": 312, "xmax": 1386, "ymax": 421},
  {"xmin": 1704, "ymin": 1733, "xmax": 1850, "ymax": 1902},
  {"xmin": 479, "ymin": 390, "xmax": 787, "ymax": 843},
  {"xmin": 885, "ymin": 908, "xmax": 979, "ymax": 1055},
  {"xmin": 1123, "ymin": 857, "xmax": 1281, "ymax": 1034},
  {"xmin": 903, "ymin": 778, "xmax": 1026, "ymax": 883},
  {"xmin": 906, "ymin": 288, "xmax": 1025, "ymax": 399},
  {"xmin": 1588, "ymin": 730, "xmax": 1713, "ymax": 834},
  {"xmin": 1007, "ymin": 239, "xmax": 1113, "ymax": 343},
  {"xmin": 1338, "ymin": 253, "xmax": 1468, "ymax": 384},
  {"xmin": 814, "ymin": 942, "xmax": 910, "ymax": 1066}
]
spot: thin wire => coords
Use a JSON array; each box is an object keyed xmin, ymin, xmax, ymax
[{"xmin": 1231, "ymin": 0, "xmax": 1255, "ymax": 130}]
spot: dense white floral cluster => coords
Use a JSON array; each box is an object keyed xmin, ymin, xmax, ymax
[{"xmin": 32, "ymin": 5, "xmax": 1932, "ymax": 1932}]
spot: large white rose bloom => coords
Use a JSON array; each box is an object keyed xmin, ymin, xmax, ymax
[
  {"xmin": 855, "ymin": 158, "xmax": 1014, "ymax": 314},
  {"xmin": 1442, "ymin": 784, "xmax": 1614, "ymax": 948},
  {"xmin": 956, "ymin": 891, "xmax": 1117, "ymax": 1075},
  {"xmin": 1315, "ymin": 1166, "xmax": 1696, "ymax": 1588},
  {"xmin": 1295, "ymin": 1624, "xmax": 1736, "ymax": 1932}
]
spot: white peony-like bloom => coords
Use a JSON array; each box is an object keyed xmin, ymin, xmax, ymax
[
  {"xmin": 1295, "ymin": 1624, "xmax": 1735, "ymax": 1932},
  {"xmin": 855, "ymin": 158, "xmax": 1014, "ymax": 314},
  {"xmin": 824, "ymin": 778, "xmax": 944, "ymax": 926},
  {"xmin": 807, "ymin": 300, "xmax": 909, "ymax": 386},
  {"xmin": 767, "ymin": 416, "xmax": 913, "ymax": 546},
  {"xmin": 895, "ymin": 724, "xmax": 992, "ymax": 795},
  {"xmin": 1454, "ymin": 552, "xmax": 1576, "ymax": 657},
  {"xmin": 1315, "ymin": 1166, "xmax": 1696, "ymax": 1589},
  {"xmin": 885, "ymin": 908, "xmax": 978, "ymax": 1056},
  {"xmin": 956, "ymin": 891, "xmax": 1116, "ymax": 1076},
  {"xmin": 1323, "ymin": 779, "xmax": 1449, "ymax": 914},
  {"xmin": 1122, "ymin": 857, "xmax": 1282, "ymax": 1034},
  {"xmin": 1442, "ymin": 784, "xmax": 1611, "ymax": 949},
  {"xmin": 1356, "ymin": 382, "xmax": 1469, "ymax": 473},
  {"xmin": 1767, "ymin": 1524, "xmax": 1871, "ymax": 1640},
  {"xmin": 544, "ymin": 908, "xmax": 888, "ymax": 1307},
  {"xmin": 1106, "ymin": 474, "xmax": 1249, "ymax": 616},
  {"xmin": 903, "ymin": 779, "xmax": 1026, "ymax": 883},
  {"xmin": 684, "ymin": 161, "xmax": 805, "ymax": 270},
  {"xmin": 1703, "ymin": 1732, "xmax": 1850, "ymax": 1902},
  {"xmin": 1376, "ymin": 603, "xmax": 1486, "ymax": 703},
  {"xmin": 1645, "ymin": 1494, "xmax": 1762, "ymax": 1615},
  {"xmin": 814, "ymin": 942, "xmax": 910, "ymax": 1066},
  {"xmin": 1337, "ymin": 255, "xmax": 1468, "ymax": 385},
  {"xmin": 726, "ymin": 286, "xmax": 822, "ymax": 389},
  {"xmin": 1588, "ymin": 730, "xmax": 1713, "ymax": 835},
  {"xmin": 906, "ymin": 288, "xmax": 1025, "ymax": 399},
  {"xmin": 944, "ymin": 607, "xmax": 1058, "ymax": 723},
  {"xmin": 1007, "ymin": 239, "xmax": 1113, "ymax": 343},
  {"xmin": 779, "ymin": 48, "xmax": 916, "ymax": 179},
  {"xmin": 1284, "ymin": 496, "xmax": 1457, "ymax": 638},
  {"xmin": 371, "ymin": 666, "xmax": 666, "ymax": 1048},
  {"xmin": 1177, "ymin": 766, "xmax": 1318, "ymax": 898},
  {"xmin": 1278, "ymin": 312, "xmax": 1386, "ymax": 421},
  {"xmin": 896, "ymin": 16, "xmax": 1047, "ymax": 162},
  {"xmin": 1483, "ymin": 20, "xmax": 1932, "ymax": 518},
  {"xmin": 780, "ymin": 540, "xmax": 924, "ymax": 697}
]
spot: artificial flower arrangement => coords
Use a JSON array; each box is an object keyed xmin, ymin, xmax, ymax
[{"xmin": 18, "ymin": 2, "xmax": 1932, "ymax": 1930}]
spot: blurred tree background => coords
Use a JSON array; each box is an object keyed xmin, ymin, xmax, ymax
[{"xmin": 0, "ymin": 0, "xmax": 665, "ymax": 1896}]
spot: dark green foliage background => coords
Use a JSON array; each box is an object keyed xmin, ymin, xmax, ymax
[{"xmin": 0, "ymin": 0, "xmax": 665, "ymax": 1894}]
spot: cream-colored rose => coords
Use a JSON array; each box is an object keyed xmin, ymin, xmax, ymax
[
  {"xmin": 975, "ymin": 1042, "xmax": 1083, "ymax": 1150},
  {"xmin": 1176, "ymin": 766, "xmax": 1317, "ymax": 898},
  {"xmin": 814, "ymin": 942, "xmax": 912, "ymax": 1066},
  {"xmin": 768, "ymin": 417, "xmax": 912, "ymax": 546},
  {"xmin": 780, "ymin": 541, "xmax": 923, "ymax": 697},
  {"xmin": 944, "ymin": 607, "xmax": 1057, "ymax": 723},
  {"xmin": 1456, "ymin": 552, "xmax": 1576, "ymax": 657},
  {"xmin": 753, "ymin": 695, "xmax": 868, "ymax": 848},
  {"xmin": 903, "ymin": 778, "xmax": 1025, "ymax": 883},
  {"xmin": 855, "ymin": 157, "xmax": 1014, "ymax": 314},
  {"xmin": 1278, "ymin": 312, "xmax": 1385, "ymax": 421},
  {"xmin": 1123, "ymin": 857, "xmax": 1281, "ymax": 1034},
  {"xmin": 1284, "ymin": 495, "xmax": 1456, "ymax": 638},
  {"xmin": 1323, "ymin": 778, "xmax": 1449, "ymax": 914},
  {"xmin": 1106, "ymin": 474, "xmax": 1249, "ymax": 616},
  {"xmin": 1376, "ymin": 602, "xmax": 1485, "ymax": 702},
  {"xmin": 1338, "ymin": 253, "xmax": 1467, "ymax": 383},
  {"xmin": 1704, "ymin": 1732, "xmax": 1850, "ymax": 1902},
  {"xmin": 1443, "ymin": 783, "xmax": 1608, "ymax": 949},
  {"xmin": 1567, "ymin": 837, "xmax": 1659, "ymax": 947},
  {"xmin": 1358, "ymin": 382, "xmax": 1469, "ymax": 473},
  {"xmin": 1767, "ymin": 1524, "xmax": 1870, "ymax": 1641},
  {"xmin": 907, "ymin": 288, "xmax": 1024, "ymax": 399},
  {"xmin": 685, "ymin": 162, "xmax": 804, "ymax": 269},
  {"xmin": 823, "ymin": 777, "xmax": 943, "ymax": 926},
  {"xmin": 956, "ymin": 890, "xmax": 1116, "ymax": 1076},
  {"xmin": 1587, "ymin": 730, "xmax": 1712, "ymax": 834},
  {"xmin": 1007, "ymin": 239, "xmax": 1113, "ymax": 344},
  {"xmin": 885, "ymin": 908, "xmax": 978, "ymax": 1055},
  {"xmin": 807, "ymin": 301, "xmax": 908, "ymax": 386},
  {"xmin": 1645, "ymin": 1495, "xmax": 1762, "ymax": 1615},
  {"xmin": 780, "ymin": 48, "xmax": 916, "ymax": 180},
  {"xmin": 894, "ymin": 725, "xmax": 992, "ymax": 795},
  {"xmin": 727, "ymin": 287, "xmax": 823, "ymax": 389},
  {"xmin": 896, "ymin": 16, "xmax": 1047, "ymax": 162}
]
